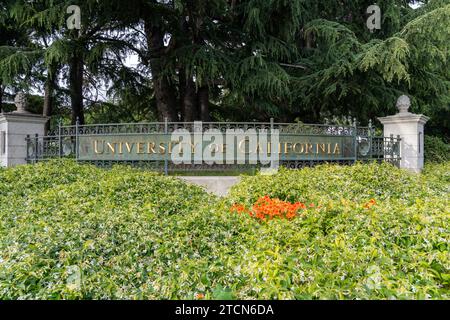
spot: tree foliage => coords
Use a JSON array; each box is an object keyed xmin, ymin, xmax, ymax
[{"xmin": 0, "ymin": 0, "xmax": 448, "ymax": 138}]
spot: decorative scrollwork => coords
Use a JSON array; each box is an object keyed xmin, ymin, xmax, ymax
[{"xmin": 27, "ymin": 121, "xmax": 401, "ymax": 169}]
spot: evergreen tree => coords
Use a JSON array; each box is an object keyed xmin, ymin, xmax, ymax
[
  {"xmin": 0, "ymin": 0, "xmax": 448, "ymax": 138},
  {"xmin": 0, "ymin": 0, "xmax": 34, "ymax": 111},
  {"xmin": 3, "ymin": 0, "xmax": 135, "ymax": 124}
]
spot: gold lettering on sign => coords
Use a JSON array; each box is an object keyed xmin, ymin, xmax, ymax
[
  {"xmin": 284, "ymin": 142, "xmax": 292, "ymax": 154},
  {"xmin": 137, "ymin": 142, "xmax": 145, "ymax": 154},
  {"xmin": 190, "ymin": 142, "xmax": 198, "ymax": 154},
  {"xmin": 317, "ymin": 143, "xmax": 326, "ymax": 154},
  {"xmin": 333, "ymin": 143, "xmax": 341, "ymax": 155},
  {"xmin": 304, "ymin": 143, "xmax": 313, "ymax": 154},
  {"xmin": 125, "ymin": 142, "xmax": 134, "ymax": 153},
  {"xmin": 147, "ymin": 142, "xmax": 156, "ymax": 154},
  {"xmin": 89, "ymin": 137, "xmax": 344, "ymax": 159},
  {"xmin": 292, "ymin": 143, "xmax": 303, "ymax": 154},
  {"xmin": 159, "ymin": 143, "xmax": 166, "ymax": 154},
  {"xmin": 94, "ymin": 140, "xmax": 104, "ymax": 154},
  {"xmin": 107, "ymin": 142, "xmax": 116, "ymax": 154}
]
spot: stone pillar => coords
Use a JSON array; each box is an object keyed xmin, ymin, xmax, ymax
[
  {"xmin": 0, "ymin": 93, "xmax": 48, "ymax": 167},
  {"xmin": 378, "ymin": 95, "xmax": 429, "ymax": 173}
]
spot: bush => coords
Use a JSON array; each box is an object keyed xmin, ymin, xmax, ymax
[
  {"xmin": 227, "ymin": 162, "xmax": 428, "ymax": 205},
  {"xmin": 0, "ymin": 160, "xmax": 216, "ymax": 299},
  {"xmin": 225, "ymin": 163, "xmax": 449, "ymax": 299},
  {"xmin": 425, "ymin": 135, "xmax": 450, "ymax": 163},
  {"xmin": 0, "ymin": 160, "xmax": 448, "ymax": 299}
]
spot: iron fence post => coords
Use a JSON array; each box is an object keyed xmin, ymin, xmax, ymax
[
  {"xmin": 164, "ymin": 117, "xmax": 168, "ymax": 176},
  {"xmin": 270, "ymin": 118, "xmax": 274, "ymax": 169},
  {"xmin": 353, "ymin": 118, "xmax": 357, "ymax": 163},
  {"xmin": 34, "ymin": 133, "xmax": 39, "ymax": 164},
  {"xmin": 270, "ymin": 117, "xmax": 274, "ymax": 139},
  {"xmin": 75, "ymin": 117, "xmax": 79, "ymax": 160},
  {"xmin": 58, "ymin": 119, "xmax": 62, "ymax": 158},
  {"xmin": 389, "ymin": 134, "xmax": 394, "ymax": 162},
  {"xmin": 26, "ymin": 134, "xmax": 30, "ymax": 163}
]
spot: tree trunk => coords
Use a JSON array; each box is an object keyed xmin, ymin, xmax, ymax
[
  {"xmin": 69, "ymin": 52, "xmax": 84, "ymax": 125},
  {"xmin": 198, "ymin": 86, "xmax": 210, "ymax": 121},
  {"xmin": 179, "ymin": 69, "xmax": 198, "ymax": 121},
  {"xmin": 43, "ymin": 67, "xmax": 57, "ymax": 134},
  {"xmin": 188, "ymin": 8, "xmax": 210, "ymax": 122},
  {"xmin": 144, "ymin": 21, "xmax": 177, "ymax": 121}
]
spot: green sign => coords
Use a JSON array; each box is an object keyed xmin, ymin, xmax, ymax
[{"xmin": 78, "ymin": 133, "xmax": 356, "ymax": 163}]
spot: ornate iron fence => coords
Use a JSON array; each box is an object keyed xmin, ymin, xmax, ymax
[{"xmin": 25, "ymin": 119, "xmax": 401, "ymax": 173}]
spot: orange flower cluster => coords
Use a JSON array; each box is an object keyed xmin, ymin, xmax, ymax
[
  {"xmin": 196, "ymin": 293, "xmax": 205, "ymax": 300},
  {"xmin": 363, "ymin": 199, "xmax": 377, "ymax": 209},
  {"xmin": 230, "ymin": 204, "xmax": 247, "ymax": 214},
  {"xmin": 231, "ymin": 196, "xmax": 313, "ymax": 221}
]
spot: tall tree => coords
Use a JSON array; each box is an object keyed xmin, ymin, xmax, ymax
[
  {"xmin": 6, "ymin": 0, "xmax": 136, "ymax": 124},
  {"xmin": 0, "ymin": 0, "xmax": 34, "ymax": 111},
  {"xmin": 144, "ymin": 18, "xmax": 178, "ymax": 121},
  {"xmin": 1, "ymin": 0, "xmax": 448, "ymax": 140}
]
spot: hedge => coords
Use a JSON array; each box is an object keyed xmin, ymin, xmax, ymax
[
  {"xmin": 0, "ymin": 160, "xmax": 448, "ymax": 299},
  {"xmin": 425, "ymin": 135, "xmax": 450, "ymax": 163}
]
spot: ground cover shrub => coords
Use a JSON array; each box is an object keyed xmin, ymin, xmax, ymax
[
  {"xmin": 227, "ymin": 162, "xmax": 426, "ymax": 206},
  {"xmin": 425, "ymin": 136, "xmax": 450, "ymax": 163},
  {"xmin": 422, "ymin": 162, "xmax": 450, "ymax": 196},
  {"xmin": 0, "ymin": 160, "xmax": 448, "ymax": 299},
  {"xmin": 0, "ymin": 160, "xmax": 216, "ymax": 299},
  {"xmin": 223, "ymin": 163, "xmax": 449, "ymax": 299}
]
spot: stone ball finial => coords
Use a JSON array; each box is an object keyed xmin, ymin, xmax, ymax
[
  {"xmin": 14, "ymin": 92, "xmax": 29, "ymax": 114},
  {"xmin": 396, "ymin": 95, "xmax": 411, "ymax": 114}
]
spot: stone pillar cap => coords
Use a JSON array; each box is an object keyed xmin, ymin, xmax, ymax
[
  {"xmin": 378, "ymin": 95, "xmax": 429, "ymax": 124},
  {"xmin": 396, "ymin": 95, "xmax": 411, "ymax": 114},
  {"xmin": 13, "ymin": 92, "xmax": 31, "ymax": 114}
]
